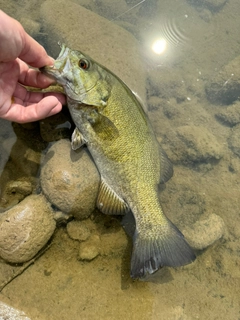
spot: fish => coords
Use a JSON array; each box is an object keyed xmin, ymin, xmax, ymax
[{"xmin": 41, "ymin": 43, "xmax": 195, "ymax": 278}]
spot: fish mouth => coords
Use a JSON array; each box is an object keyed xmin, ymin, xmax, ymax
[
  {"xmin": 40, "ymin": 43, "xmax": 99, "ymax": 104},
  {"xmin": 40, "ymin": 42, "xmax": 70, "ymax": 84}
]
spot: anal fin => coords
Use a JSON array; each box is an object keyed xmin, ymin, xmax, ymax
[{"xmin": 97, "ymin": 179, "xmax": 129, "ymax": 215}]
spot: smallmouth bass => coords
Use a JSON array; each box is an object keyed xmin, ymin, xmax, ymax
[{"xmin": 41, "ymin": 43, "xmax": 195, "ymax": 278}]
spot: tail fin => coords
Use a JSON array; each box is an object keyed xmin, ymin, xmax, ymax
[{"xmin": 130, "ymin": 219, "xmax": 195, "ymax": 279}]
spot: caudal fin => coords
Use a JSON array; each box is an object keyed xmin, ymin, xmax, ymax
[{"xmin": 130, "ymin": 219, "xmax": 196, "ymax": 279}]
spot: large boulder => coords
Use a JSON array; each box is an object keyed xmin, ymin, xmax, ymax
[
  {"xmin": 40, "ymin": 140, "xmax": 100, "ymax": 219},
  {"xmin": 0, "ymin": 194, "xmax": 56, "ymax": 263}
]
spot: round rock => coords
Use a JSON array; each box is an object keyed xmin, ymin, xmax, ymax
[
  {"xmin": 66, "ymin": 220, "xmax": 94, "ymax": 241},
  {"xmin": 183, "ymin": 213, "xmax": 226, "ymax": 250},
  {"xmin": 0, "ymin": 194, "xmax": 56, "ymax": 263},
  {"xmin": 40, "ymin": 139, "xmax": 100, "ymax": 219},
  {"xmin": 78, "ymin": 235, "xmax": 101, "ymax": 261}
]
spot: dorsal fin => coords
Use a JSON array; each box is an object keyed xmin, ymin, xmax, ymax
[{"xmin": 97, "ymin": 179, "xmax": 129, "ymax": 215}]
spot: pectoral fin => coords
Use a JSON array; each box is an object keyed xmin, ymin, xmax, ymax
[
  {"xmin": 97, "ymin": 179, "xmax": 129, "ymax": 215},
  {"xmin": 71, "ymin": 127, "xmax": 86, "ymax": 150},
  {"xmin": 89, "ymin": 112, "xmax": 119, "ymax": 142}
]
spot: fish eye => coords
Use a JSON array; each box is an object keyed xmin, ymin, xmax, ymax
[{"xmin": 78, "ymin": 59, "xmax": 89, "ymax": 70}]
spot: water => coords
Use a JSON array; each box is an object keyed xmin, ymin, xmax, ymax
[{"xmin": 0, "ymin": 0, "xmax": 240, "ymax": 319}]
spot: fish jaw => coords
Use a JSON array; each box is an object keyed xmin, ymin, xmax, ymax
[
  {"xmin": 40, "ymin": 43, "xmax": 72, "ymax": 86},
  {"xmin": 41, "ymin": 43, "xmax": 88, "ymax": 102},
  {"xmin": 41, "ymin": 43, "xmax": 111, "ymax": 107}
]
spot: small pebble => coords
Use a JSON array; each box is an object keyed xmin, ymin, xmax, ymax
[
  {"xmin": 78, "ymin": 235, "xmax": 100, "ymax": 261},
  {"xmin": 67, "ymin": 220, "xmax": 91, "ymax": 241}
]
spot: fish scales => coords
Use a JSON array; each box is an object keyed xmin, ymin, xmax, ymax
[{"xmin": 42, "ymin": 44, "xmax": 195, "ymax": 279}]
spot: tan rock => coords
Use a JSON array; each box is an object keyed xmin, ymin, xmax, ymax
[
  {"xmin": 183, "ymin": 213, "xmax": 226, "ymax": 250},
  {"xmin": 66, "ymin": 220, "xmax": 95, "ymax": 241},
  {"xmin": 78, "ymin": 235, "xmax": 101, "ymax": 261},
  {"xmin": 0, "ymin": 194, "xmax": 56, "ymax": 263},
  {"xmin": 175, "ymin": 125, "xmax": 224, "ymax": 163},
  {"xmin": 206, "ymin": 55, "xmax": 240, "ymax": 105},
  {"xmin": 40, "ymin": 139, "xmax": 100, "ymax": 219}
]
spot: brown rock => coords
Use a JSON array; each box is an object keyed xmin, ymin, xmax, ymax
[
  {"xmin": 66, "ymin": 219, "xmax": 96, "ymax": 241},
  {"xmin": 183, "ymin": 213, "xmax": 226, "ymax": 250},
  {"xmin": 206, "ymin": 55, "xmax": 240, "ymax": 105},
  {"xmin": 78, "ymin": 235, "xmax": 101, "ymax": 261},
  {"xmin": 40, "ymin": 139, "xmax": 100, "ymax": 219},
  {"xmin": 215, "ymin": 102, "xmax": 240, "ymax": 126},
  {"xmin": 0, "ymin": 194, "xmax": 56, "ymax": 263},
  {"xmin": 39, "ymin": 112, "xmax": 72, "ymax": 143},
  {"xmin": 170, "ymin": 125, "xmax": 224, "ymax": 163}
]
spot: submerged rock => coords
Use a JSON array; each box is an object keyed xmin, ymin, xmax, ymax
[
  {"xmin": 205, "ymin": 55, "xmax": 240, "ymax": 105},
  {"xmin": 20, "ymin": 17, "xmax": 41, "ymax": 38},
  {"xmin": 215, "ymin": 102, "xmax": 240, "ymax": 126},
  {"xmin": 183, "ymin": 213, "xmax": 226, "ymax": 250},
  {"xmin": 168, "ymin": 125, "xmax": 224, "ymax": 163},
  {"xmin": 39, "ymin": 112, "xmax": 72, "ymax": 143},
  {"xmin": 66, "ymin": 219, "xmax": 96, "ymax": 241},
  {"xmin": 40, "ymin": 139, "xmax": 100, "ymax": 219},
  {"xmin": 78, "ymin": 235, "xmax": 101, "ymax": 261},
  {"xmin": 2, "ymin": 179, "xmax": 33, "ymax": 205},
  {"xmin": 187, "ymin": 0, "xmax": 227, "ymax": 12},
  {"xmin": 0, "ymin": 194, "xmax": 56, "ymax": 263}
]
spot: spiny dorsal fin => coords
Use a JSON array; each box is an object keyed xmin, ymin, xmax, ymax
[
  {"xmin": 97, "ymin": 179, "xmax": 129, "ymax": 215},
  {"xmin": 159, "ymin": 146, "xmax": 173, "ymax": 184}
]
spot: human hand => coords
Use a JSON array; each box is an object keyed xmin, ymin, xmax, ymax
[{"xmin": 0, "ymin": 10, "xmax": 66, "ymax": 123}]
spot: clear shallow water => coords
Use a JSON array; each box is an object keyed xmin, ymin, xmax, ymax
[{"xmin": 0, "ymin": 0, "xmax": 240, "ymax": 319}]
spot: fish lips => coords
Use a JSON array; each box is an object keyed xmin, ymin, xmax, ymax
[
  {"xmin": 40, "ymin": 65, "xmax": 66, "ymax": 84},
  {"xmin": 40, "ymin": 43, "xmax": 71, "ymax": 84}
]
